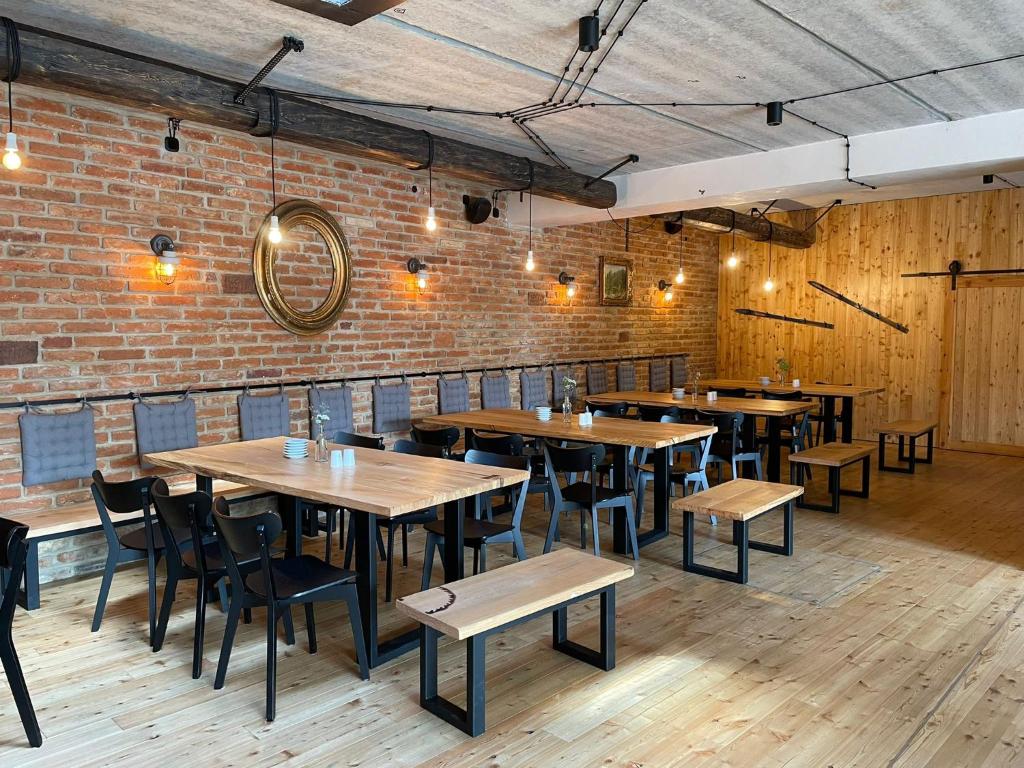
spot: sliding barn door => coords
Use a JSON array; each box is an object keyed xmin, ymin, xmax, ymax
[{"xmin": 943, "ymin": 277, "xmax": 1024, "ymax": 455}]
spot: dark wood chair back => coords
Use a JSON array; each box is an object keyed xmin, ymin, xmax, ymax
[
  {"xmin": 392, "ymin": 439, "xmax": 446, "ymax": 459},
  {"xmin": 332, "ymin": 430, "xmax": 385, "ymax": 450}
]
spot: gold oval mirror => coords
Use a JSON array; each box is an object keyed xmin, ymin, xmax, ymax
[{"xmin": 252, "ymin": 201, "xmax": 352, "ymax": 336}]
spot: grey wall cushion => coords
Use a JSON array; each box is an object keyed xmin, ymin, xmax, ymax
[
  {"xmin": 649, "ymin": 360, "xmax": 670, "ymax": 392},
  {"xmin": 134, "ymin": 395, "xmax": 198, "ymax": 469},
  {"xmin": 519, "ymin": 370, "xmax": 548, "ymax": 410},
  {"xmin": 586, "ymin": 364, "xmax": 609, "ymax": 395},
  {"xmin": 480, "ymin": 373, "xmax": 511, "ymax": 409},
  {"xmin": 372, "ymin": 380, "xmax": 412, "ymax": 433},
  {"xmin": 238, "ymin": 388, "xmax": 291, "ymax": 441},
  {"xmin": 617, "ymin": 362, "xmax": 637, "ymax": 391},
  {"xmin": 437, "ymin": 376, "xmax": 470, "ymax": 415},
  {"xmin": 551, "ymin": 367, "xmax": 573, "ymax": 407},
  {"xmin": 671, "ymin": 356, "xmax": 688, "ymax": 387},
  {"xmin": 20, "ymin": 405, "xmax": 97, "ymax": 486},
  {"xmin": 308, "ymin": 384, "xmax": 354, "ymax": 437}
]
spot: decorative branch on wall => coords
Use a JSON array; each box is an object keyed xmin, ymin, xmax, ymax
[
  {"xmin": 808, "ymin": 280, "xmax": 909, "ymax": 333},
  {"xmin": 901, "ymin": 259, "xmax": 1024, "ymax": 291},
  {"xmin": 734, "ymin": 307, "xmax": 834, "ymax": 329}
]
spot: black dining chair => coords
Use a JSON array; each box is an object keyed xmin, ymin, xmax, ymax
[
  {"xmin": 633, "ymin": 415, "xmax": 713, "ymax": 522},
  {"xmin": 411, "ymin": 424, "xmax": 462, "ymax": 458},
  {"xmin": 1, "ymin": 518, "xmax": 42, "ymax": 748},
  {"xmin": 543, "ymin": 441, "xmax": 638, "ymax": 559},
  {"xmin": 466, "ymin": 430, "xmax": 553, "ymax": 514},
  {"xmin": 213, "ymin": 505, "xmax": 368, "ymax": 721},
  {"xmin": 810, "ymin": 381, "xmax": 852, "ymax": 446},
  {"xmin": 759, "ymin": 390, "xmax": 813, "ymax": 464},
  {"xmin": 420, "ymin": 451, "xmax": 530, "ymax": 589},
  {"xmin": 637, "ymin": 404, "xmax": 682, "ymax": 422},
  {"xmin": 90, "ymin": 470, "xmax": 162, "ymax": 644},
  {"xmin": 151, "ymin": 479, "xmax": 260, "ymax": 679},
  {"xmin": 704, "ymin": 411, "xmax": 763, "ymax": 481},
  {"xmin": 716, "ymin": 387, "xmax": 750, "ymax": 399},
  {"xmin": 310, "ymin": 430, "xmax": 387, "ymax": 563},
  {"xmin": 343, "ymin": 439, "xmax": 443, "ymax": 602}
]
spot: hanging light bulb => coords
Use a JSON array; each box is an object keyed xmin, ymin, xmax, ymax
[
  {"xmin": 421, "ymin": 132, "xmax": 439, "ymax": 233},
  {"xmin": 265, "ymin": 122, "xmax": 283, "ymax": 244},
  {"xmin": 2, "ymin": 132, "xmax": 20, "ymax": 170},
  {"xmin": 674, "ymin": 216, "xmax": 685, "ymax": 284},
  {"xmin": 525, "ymin": 249, "xmax": 536, "ymax": 271},
  {"xmin": 726, "ymin": 228, "xmax": 738, "ymax": 268},
  {"xmin": 763, "ymin": 227, "xmax": 774, "ymax": 292},
  {"xmin": 763, "ymin": 277, "xmax": 774, "ymax": 292},
  {"xmin": 425, "ymin": 206, "xmax": 437, "ymax": 232},
  {"xmin": 268, "ymin": 215, "xmax": 282, "ymax": 244},
  {"xmin": 727, "ymin": 254, "xmax": 739, "ymax": 269},
  {"xmin": 525, "ymin": 180, "xmax": 536, "ymax": 272}
]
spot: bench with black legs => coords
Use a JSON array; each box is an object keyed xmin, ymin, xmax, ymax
[
  {"xmin": 788, "ymin": 442, "xmax": 873, "ymax": 513},
  {"xmin": 877, "ymin": 419, "xmax": 937, "ymax": 474},
  {"xmin": 396, "ymin": 549, "xmax": 633, "ymax": 737},
  {"xmin": 674, "ymin": 479, "xmax": 803, "ymax": 584}
]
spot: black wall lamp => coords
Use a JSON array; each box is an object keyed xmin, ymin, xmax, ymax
[
  {"xmin": 150, "ymin": 234, "xmax": 179, "ymax": 285},
  {"xmin": 657, "ymin": 279, "xmax": 674, "ymax": 302},
  {"xmin": 164, "ymin": 117, "xmax": 181, "ymax": 152},
  {"xmin": 558, "ymin": 271, "xmax": 577, "ymax": 300},
  {"xmin": 407, "ymin": 257, "xmax": 428, "ymax": 290}
]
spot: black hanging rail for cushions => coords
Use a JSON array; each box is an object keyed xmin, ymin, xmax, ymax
[
  {"xmin": 735, "ymin": 307, "xmax": 834, "ymax": 330},
  {"xmin": 0, "ymin": 352, "xmax": 689, "ymax": 411},
  {"xmin": 901, "ymin": 259, "xmax": 1024, "ymax": 291},
  {"xmin": 808, "ymin": 280, "xmax": 909, "ymax": 333}
]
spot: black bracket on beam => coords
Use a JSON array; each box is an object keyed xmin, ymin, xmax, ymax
[
  {"xmin": 584, "ymin": 154, "xmax": 638, "ymax": 188},
  {"xmin": 735, "ymin": 307, "xmax": 834, "ymax": 329},
  {"xmin": 808, "ymin": 280, "xmax": 908, "ymax": 333},
  {"xmin": 900, "ymin": 259, "xmax": 1024, "ymax": 291},
  {"xmin": 234, "ymin": 36, "xmax": 304, "ymax": 106}
]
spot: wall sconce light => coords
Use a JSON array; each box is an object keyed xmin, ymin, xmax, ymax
[
  {"xmin": 658, "ymin": 279, "xmax": 673, "ymax": 302},
  {"xmin": 558, "ymin": 271, "xmax": 577, "ymax": 301},
  {"xmin": 164, "ymin": 117, "xmax": 181, "ymax": 153},
  {"xmin": 150, "ymin": 234, "xmax": 179, "ymax": 285},
  {"xmin": 407, "ymin": 257, "xmax": 428, "ymax": 290}
]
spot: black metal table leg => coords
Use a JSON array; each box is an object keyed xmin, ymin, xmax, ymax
[
  {"xmin": 278, "ymin": 494, "xmax": 303, "ymax": 557},
  {"xmin": 766, "ymin": 415, "xmax": 783, "ymax": 482},
  {"xmin": 635, "ymin": 446, "xmax": 670, "ymax": 550},
  {"xmin": 822, "ymin": 396, "xmax": 837, "ymax": 444},
  {"xmin": 195, "ymin": 474, "xmax": 213, "ymax": 495},
  {"xmin": 741, "ymin": 416, "xmax": 757, "ymax": 479},
  {"xmin": 611, "ymin": 448, "xmax": 629, "ymax": 554},
  {"xmin": 840, "ymin": 396, "xmax": 854, "ymax": 443},
  {"xmin": 442, "ymin": 498, "xmax": 465, "ymax": 582}
]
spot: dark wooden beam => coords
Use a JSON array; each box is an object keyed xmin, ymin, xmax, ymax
[
  {"xmin": 2, "ymin": 22, "xmax": 616, "ymax": 209},
  {"xmin": 656, "ymin": 208, "xmax": 816, "ymax": 248}
]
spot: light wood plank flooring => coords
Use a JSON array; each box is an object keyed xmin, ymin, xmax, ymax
[{"xmin": 2, "ymin": 447, "xmax": 1023, "ymax": 767}]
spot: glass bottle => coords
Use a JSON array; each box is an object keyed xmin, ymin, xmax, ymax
[
  {"xmin": 562, "ymin": 391, "xmax": 573, "ymax": 421},
  {"xmin": 315, "ymin": 422, "xmax": 328, "ymax": 462}
]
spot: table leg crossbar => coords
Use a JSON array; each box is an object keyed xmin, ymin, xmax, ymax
[
  {"xmin": 878, "ymin": 431, "xmax": 934, "ymax": 474},
  {"xmin": 791, "ymin": 458, "xmax": 870, "ymax": 514}
]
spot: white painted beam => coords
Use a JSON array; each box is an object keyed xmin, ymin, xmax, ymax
[{"xmin": 514, "ymin": 109, "xmax": 1024, "ymax": 227}]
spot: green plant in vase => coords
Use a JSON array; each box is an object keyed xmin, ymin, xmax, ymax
[{"xmin": 775, "ymin": 358, "xmax": 791, "ymax": 386}]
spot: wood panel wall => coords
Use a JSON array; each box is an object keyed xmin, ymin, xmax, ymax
[{"xmin": 716, "ymin": 188, "xmax": 1024, "ymax": 447}]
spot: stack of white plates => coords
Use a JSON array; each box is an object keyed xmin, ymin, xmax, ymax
[
  {"xmin": 535, "ymin": 406, "xmax": 552, "ymax": 422},
  {"xmin": 283, "ymin": 438, "xmax": 309, "ymax": 459}
]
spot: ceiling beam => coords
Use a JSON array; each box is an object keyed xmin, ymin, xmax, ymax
[
  {"xmin": 1, "ymin": 21, "xmax": 616, "ymax": 209},
  {"xmin": 656, "ymin": 208, "xmax": 816, "ymax": 249}
]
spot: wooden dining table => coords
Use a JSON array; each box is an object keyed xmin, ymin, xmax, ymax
[
  {"xmin": 145, "ymin": 436, "xmax": 530, "ymax": 669},
  {"xmin": 585, "ymin": 391, "xmax": 814, "ymax": 483},
  {"xmin": 419, "ymin": 408, "xmax": 716, "ymax": 555},
  {"xmin": 704, "ymin": 378, "xmax": 884, "ymax": 443}
]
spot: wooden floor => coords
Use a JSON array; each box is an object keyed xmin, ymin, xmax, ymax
[{"xmin": 3, "ymin": 447, "xmax": 1024, "ymax": 766}]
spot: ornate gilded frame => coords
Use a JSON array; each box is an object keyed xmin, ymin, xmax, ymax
[{"xmin": 252, "ymin": 200, "xmax": 352, "ymax": 336}]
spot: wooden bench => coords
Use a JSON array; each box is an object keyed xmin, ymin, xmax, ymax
[
  {"xmin": 673, "ymin": 479, "xmax": 802, "ymax": 584},
  {"xmin": 396, "ymin": 549, "xmax": 633, "ymax": 737},
  {"xmin": 788, "ymin": 442, "xmax": 873, "ymax": 513},
  {"xmin": 7, "ymin": 479, "xmax": 266, "ymax": 610},
  {"xmin": 877, "ymin": 419, "xmax": 936, "ymax": 474}
]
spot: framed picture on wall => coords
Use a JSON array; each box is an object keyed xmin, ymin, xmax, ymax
[{"xmin": 600, "ymin": 255, "xmax": 633, "ymax": 306}]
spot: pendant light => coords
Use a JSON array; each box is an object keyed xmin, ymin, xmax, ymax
[
  {"xmin": 267, "ymin": 129, "xmax": 282, "ymax": 244},
  {"xmin": 2, "ymin": 18, "xmax": 22, "ymax": 171},
  {"xmin": 726, "ymin": 228, "xmax": 739, "ymax": 269},
  {"xmin": 524, "ymin": 159, "xmax": 536, "ymax": 271},
  {"xmin": 763, "ymin": 224, "xmax": 775, "ymax": 292},
  {"xmin": 422, "ymin": 133, "xmax": 437, "ymax": 232},
  {"xmin": 674, "ymin": 216, "xmax": 685, "ymax": 284}
]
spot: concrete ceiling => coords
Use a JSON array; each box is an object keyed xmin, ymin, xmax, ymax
[{"xmin": 5, "ymin": 0, "xmax": 1024, "ymax": 208}]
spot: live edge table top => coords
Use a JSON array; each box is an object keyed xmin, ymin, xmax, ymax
[
  {"xmin": 145, "ymin": 436, "xmax": 530, "ymax": 519},
  {"xmin": 586, "ymin": 391, "xmax": 814, "ymax": 418},
  {"xmin": 419, "ymin": 408, "xmax": 716, "ymax": 449}
]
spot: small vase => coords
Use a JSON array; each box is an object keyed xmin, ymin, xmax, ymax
[
  {"xmin": 562, "ymin": 393, "xmax": 573, "ymax": 422},
  {"xmin": 314, "ymin": 425, "xmax": 328, "ymax": 463}
]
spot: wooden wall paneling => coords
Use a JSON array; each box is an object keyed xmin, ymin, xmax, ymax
[{"xmin": 717, "ymin": 189, "xmax": 1024, "ymax": 449}]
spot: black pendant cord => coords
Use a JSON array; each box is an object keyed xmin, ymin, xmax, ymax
[
  {"xmin": 411, "ymin": 130, "xmax": 435, "ymax": 211},
  {"xmin": 2, "ymin": 18, "xmax": 20, "ymax": 133},
  {"xmin": 677, "ymin": 218, "xmax": 684, "ymax": 275},
  {"xmin": 267, "ymin": 89, "xmax": 280, "ymax": 210},
  {"xmin": 767, "ymin": 223, "xmax": 774, "ymax": 278}
]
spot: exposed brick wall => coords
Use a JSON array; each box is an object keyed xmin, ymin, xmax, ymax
[{"xmin": 0, "ymin": 84, "xmax": 718, "ymax": 582}]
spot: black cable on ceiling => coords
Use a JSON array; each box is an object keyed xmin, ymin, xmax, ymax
[{"xmin": 571, "ymin": 0, "xmax": 648, "ymax": 105}]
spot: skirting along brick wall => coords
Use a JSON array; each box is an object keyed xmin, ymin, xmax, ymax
[{"xmin": 0, "ymin": 84, "xmax": 719, "ymax": 583}]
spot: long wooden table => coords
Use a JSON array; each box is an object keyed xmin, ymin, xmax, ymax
[
  {"xmin": 585, "ymin": 391, "xmax": 813, "ymax": 482},
  {"xmin": 145, "ymin": 436, "xmax": 529, "ymax": 669},
  {"xmin": 419, "ymin": 408, "xmax": 716, "ymax": 554},
  {"xmin": 704, "ymin": 378, "xmax": 884, "ymax": 444}
]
